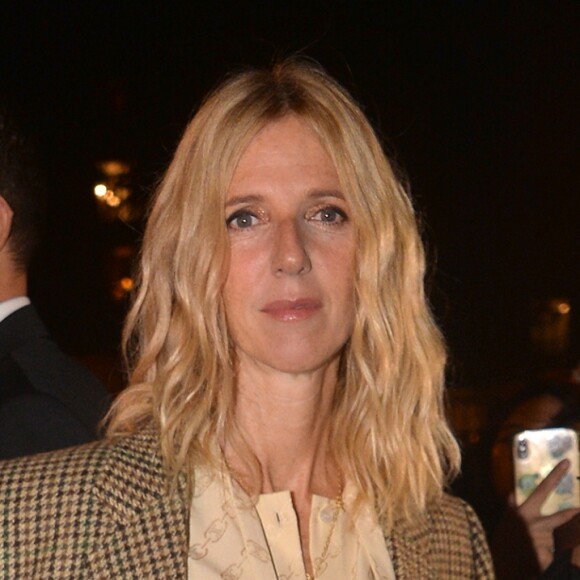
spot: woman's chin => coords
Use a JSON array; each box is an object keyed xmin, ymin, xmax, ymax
[{"xmin": 237, "ymin": 345, "xmax": 342, "ymax": 377}]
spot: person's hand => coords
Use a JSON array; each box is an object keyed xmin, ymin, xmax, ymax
[
  {"xmin": 554, "ymin": 510, "xmax": 580, "ymax": 568},
  {"xmin": 515, "ymin": 459, "xmax": 580, "ymax": 571}
]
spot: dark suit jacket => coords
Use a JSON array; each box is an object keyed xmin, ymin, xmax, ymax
[
  {"xmin": 0, "ymin": 304, "xmax": 110, "ymax": 459},
  {"xmin": 0, "ymin": 430, "xmax": 494, "ymax": 578}
]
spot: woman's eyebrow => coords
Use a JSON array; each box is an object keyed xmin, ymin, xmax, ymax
[
  {"xmin": 307, "ymin": 189, "xmax": 346, "ymax": 201},
  {"xmin": 225, "ymin": 194, "xmax": 263, "ymax": 208},
  {"xmin": 225, "ymin": 190, "xmax": 346, "ymax": 207}
]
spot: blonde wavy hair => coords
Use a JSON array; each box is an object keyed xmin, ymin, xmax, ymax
[{"xmin": 106, "ymin": 58, "xmax": 460, "ymax": 530}]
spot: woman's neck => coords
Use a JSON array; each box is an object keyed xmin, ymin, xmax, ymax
[
  {"xmin": 228, "ymin": 355, "xmax": 340, "ymax": 498},
  {"xmin": 225, "ymin": 355, "xmax": 344, "ymax": 579}
]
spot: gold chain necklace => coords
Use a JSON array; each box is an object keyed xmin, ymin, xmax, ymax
[{"xmin": 305, "ymin": 479, "xmax": 344, "ymax": 580}]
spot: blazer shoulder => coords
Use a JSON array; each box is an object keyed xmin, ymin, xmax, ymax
[
  {"xmin": 426, "ymin": 494, "xmax": 495, "ymax": 578},
  {"xmin": 0, "ymin": 429, "xmax": 165, "ymax": 507},
  {"xmin": 0, "ymin": 430, "xmax": 179, "ymax": 578},
  {"xmin": 389, "ymin": 493, "xmax": 494, "ymax": 579},
  {"xmin": 0, "ymin": 305, "xmax": 110, "ymax": 436},
  {"xmin": 0, "ymin": 436, "xmax": 109, "ymax": 492},
  {"xmin": 0, "ymin": 439, "xmax": 110, "ymax": 577},
  {"xmin": 0, "ymin": 305, "xmax": 49, "ymax": 353},
  {"xmin": 428, "ymin": 493, "xmax": 486, "ymax": 530}
]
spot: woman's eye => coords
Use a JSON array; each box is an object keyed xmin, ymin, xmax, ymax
[
  {"xmin": 311, "ymin": 206, "xmax": 347, "ymax": 224},
  {"xmin": 226, "ymin": 211, "xmax": 258, "ymax": 230}
]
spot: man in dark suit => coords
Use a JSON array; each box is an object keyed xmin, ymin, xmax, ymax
[{"xmin": 0, "ymin": 107, "xmax": 110, "ymax": 459}]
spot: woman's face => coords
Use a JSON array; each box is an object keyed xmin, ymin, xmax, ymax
[{"xmin": 223, "ymin": 115, "xmax": 356, "ymax": 376}]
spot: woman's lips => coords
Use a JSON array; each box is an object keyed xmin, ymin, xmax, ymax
[{"xmin": 260, "ymin": 299, "xmax": 322, "ymax": 322}]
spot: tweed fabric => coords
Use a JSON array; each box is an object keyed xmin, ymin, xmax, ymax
[
  {"xmin": 0, "ymin": 431, "xmax": 188, "ymax": 578},
  {"xmin": 0, "ymin": 431, "xmax": 493, "ymax": 579},
  {"xmin": 386, "ymin": 494, "xmax": 494, "ymax": 578}
]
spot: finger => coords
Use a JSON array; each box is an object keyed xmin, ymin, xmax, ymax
[
  {"xmin": 539, "ymin": 507, "xmax": 580, "ymax": 528},
  {"xmin": 521, "ymin": 459, "xmax": 571, "ymax": 513}
]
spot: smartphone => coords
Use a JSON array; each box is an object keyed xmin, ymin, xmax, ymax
[{"xmin": 513, "ymin": 427, "xmax": 580, "ymax": 515}]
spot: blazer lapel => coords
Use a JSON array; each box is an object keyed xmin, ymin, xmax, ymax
[{"xmin": 86, "ymin": 431, "xmax": 190, "ymax": 577}]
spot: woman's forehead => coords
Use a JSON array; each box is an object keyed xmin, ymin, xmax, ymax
[{"xmin": 226, "ymin": 117, "xmax": 342, "ymax": 196}]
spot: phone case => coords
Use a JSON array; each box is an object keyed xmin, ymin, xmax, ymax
[{"xmin": 513, "ymin": 427, "xmax": 580, "ymax": 515}]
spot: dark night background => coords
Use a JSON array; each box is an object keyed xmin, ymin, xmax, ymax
[{"xmin": 0, "ymin": 1, "xmax": 578, "ymax": 391}]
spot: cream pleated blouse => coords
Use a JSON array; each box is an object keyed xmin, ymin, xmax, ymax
[{"xmin": 188, "ymin": 467, "xmax": 396, "ymax": 579}]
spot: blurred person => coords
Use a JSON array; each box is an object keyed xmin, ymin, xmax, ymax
[
  {"xmin": 488, "ymin": 383, "xmax": 580, "ymax": 578},
  {"xmin": 0, "ymin": 60, "xmax": 492, "ymax": 578},
  {"xmin": 491, "ymin": 384, "xmax": 580, "ymax": 501},
  {"xmin": 0, "ymin": 106, "xmax": 110, "ymax": 459}
]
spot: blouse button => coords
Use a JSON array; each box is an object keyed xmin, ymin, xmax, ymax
[{"xmin": 320, "ymin": 505, "xmax": 335, "ymax": 524}]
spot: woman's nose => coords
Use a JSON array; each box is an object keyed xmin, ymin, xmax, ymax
[{"xmin": 272, "ymin": 220, "xmax": 312, "ymax": 276}]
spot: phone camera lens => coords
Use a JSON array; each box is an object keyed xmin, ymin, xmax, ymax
[{"xmin": 517, "ymin": 439, "xmax": 528, "ymax": 459}]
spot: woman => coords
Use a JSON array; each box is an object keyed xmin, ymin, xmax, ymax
[{"xmin": 0, "ymin": 60, "xmax": 492, "ymax": 578}]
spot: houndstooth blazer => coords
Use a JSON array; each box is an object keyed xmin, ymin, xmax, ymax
[{"xmin": 0, "ymin": 430, "xmax": 494, "ymax": 578}]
